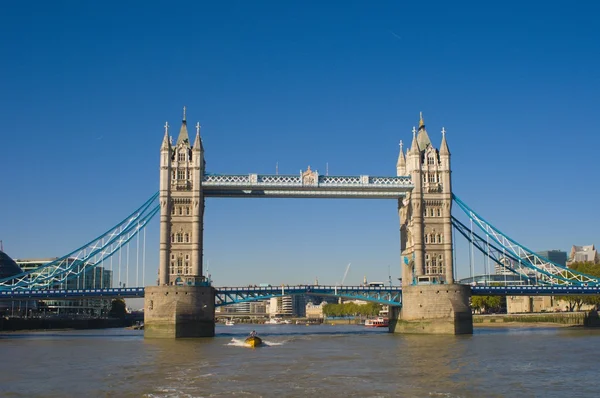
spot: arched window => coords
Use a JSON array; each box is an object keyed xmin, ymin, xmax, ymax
[
  {"xmin": 178, "ymin": 207, "xmax": 182, "ymax": 215},
  {"xmin": 176, "ymin": 233, "xmax": 183, "ymax": 243},
  {"xmin": 440, "ymin": 234, "xmax": 444, "ymax": 244},
  {"xmin": 425, "ymin": 234, "xmax": 429, "ymax": 244},
  {"xmin": 186, "ymin": 207, "xmax": 190, "ymax": 215},
  {"xmin": 171, "ymin": 234, "xmax": 175, "ymax": 243},
  {"xmin": 184, "ymin": 233, "xmax": 189, "ymax": 243},
  {"xmin": 436, "ymin": 234, "xmax": 441, "ymax": 243},
  {"xmin": 437, "ymin": 208, "xmax": 441, "ymax": 217}
]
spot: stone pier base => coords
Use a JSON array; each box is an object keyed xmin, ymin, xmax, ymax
[
  {"xmin": 144, "ymin": 285, "xmax": 216, "ymax": 338},
  {"xmin": 390, "ymin": 284, "xmax": 473, "ymax": 335}
]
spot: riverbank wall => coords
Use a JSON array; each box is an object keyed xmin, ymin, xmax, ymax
[
  {"xmin": 0, "ymin": 317, "xmax": 136, "ymax": 331},
  {"xmin": 474, "ymin": 311, "xmax": 600, "ymax": 327}
]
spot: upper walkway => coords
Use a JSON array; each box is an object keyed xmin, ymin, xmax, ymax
[{"xmin": 202, "ymin": 173, "xmax": 413, "ymax": 199}]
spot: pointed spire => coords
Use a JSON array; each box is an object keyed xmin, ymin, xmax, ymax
[
  {"xmin": 176, "ymin": 106, "xmax": 190, "ymax": 146},
  {"xmin": 161, "ymin": 121, "xmax": 170, "ymax": 149},
  {"xmin": 396, "ymin": 140, "xmax": 406, "ymax": 174},
  {"xmin": 419, "ymin": 112, "xmax": 425, "ymax": 129},
  {"xmin": 416, "ymin": 112, "xmax": 432, "ymax": 149},
  {"xmin": 410, "ymin": 126, "xmax": 420, "ymax": 154},
  {"xmin": 440, "ymin": 127, "xmax": 450, "ymax": 154},
  {"xmin": 193, "ymin": 122, "xmax": 203, "ymax": 152}
]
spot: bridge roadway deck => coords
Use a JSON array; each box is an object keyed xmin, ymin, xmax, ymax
[{"xmin": 1, "ymin": 285, "xmax": 599, "ymax": 301}]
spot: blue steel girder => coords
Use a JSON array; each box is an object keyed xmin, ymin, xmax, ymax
[
  {"xmin": 471, "ymin": 285, "xmax": 600, "ymax": 296},
  {"xmin": 215, "ymin": 285, "xmax": 402, "ymax": 307},
  {"xmin": 453, "ymin": 195, "xmax": 600, "ymax": 286},
  {"xmin": 452, "ymin": 216, "xmax": 537, "ymax": 284},
  {"xmin": 202, "ymin": 174, "xmax": 413, "ymax": 199},
  {"xmin": 0, "ymin": 193, "xmax": 159, "ymax": 291}
]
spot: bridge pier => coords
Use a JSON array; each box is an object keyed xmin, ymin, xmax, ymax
[
  {"xmin": 144, "ymin": 285, "xmax": 216, "ymax": 338},
  {"xmin": 390, "ymin": 284, "xmax": 473, "ymax": 334}
]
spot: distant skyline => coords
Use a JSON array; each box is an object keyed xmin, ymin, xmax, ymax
[{"xmin": 1, "ymin": 1, "xmax": 599, "ymax": 287}]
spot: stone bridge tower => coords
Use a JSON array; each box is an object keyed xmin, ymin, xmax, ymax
[
  {"xmin": 145, "ymin": 107, "xmax": 216, "ymax": 338},
  {"xmin": 393, "ymin": 113, "xmax": 472, "ymax": 335}
]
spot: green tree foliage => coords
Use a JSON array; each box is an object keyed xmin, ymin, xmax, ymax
[
  {"xmin": 322, "ymin": 302, "xmax": 382, "ymax": 317},
  {"xmin": 471, "ymin": 295, "xmax": 505, "ymax": 313},
  {"xmin": 555, "ymin": 262, "xmax": 600, "ymax": 311},
  {"xmin": 108, "ymin": 298, "xmax": 127, "ymax": 318}
]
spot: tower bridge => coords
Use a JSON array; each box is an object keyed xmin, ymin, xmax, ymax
[{"xmin": 2, "ymin": 108, "xmax": 599, "ymax": 337}]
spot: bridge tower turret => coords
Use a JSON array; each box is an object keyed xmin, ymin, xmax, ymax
[
  {"xmin": 392, "ymin": 113, "xmax": 472, "ymax": 335},
  {"xmin": 146, "ymin": 107, "xmax": 215, "ymax": 339}
]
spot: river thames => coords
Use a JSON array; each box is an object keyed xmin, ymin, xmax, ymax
[{"xmin": 1, "ymin": 324, "xmax": 599, "ymax": 397}]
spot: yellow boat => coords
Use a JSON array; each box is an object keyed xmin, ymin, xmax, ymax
[{"xmin": 244, "ymin": 336, "xmax": 263, "ymax": 348}]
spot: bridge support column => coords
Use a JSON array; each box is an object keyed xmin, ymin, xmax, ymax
[
  {"xmin": 144, "ymin": 285, "xmax": 215, "ymax": 338},
  {"xmin": 390, "ymin": 284, "xmax": 472, "ymax": 334}
]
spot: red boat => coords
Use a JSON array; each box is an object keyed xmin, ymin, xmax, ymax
[{"xmin": 364, "ymin": 317, "xmax": 389, "ymax": 327}]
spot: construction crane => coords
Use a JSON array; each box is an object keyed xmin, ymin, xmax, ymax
[{"xmin": 340, "ymin": 263, "xmax": 351, "ymax": 286}]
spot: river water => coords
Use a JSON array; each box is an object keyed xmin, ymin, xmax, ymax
[{"xmin": 1, "ymin": 324, "xmax": 599, "ymax": 397}]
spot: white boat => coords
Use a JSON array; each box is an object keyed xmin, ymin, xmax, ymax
[
  {"xmin": 225, "ymin": 320, "xmax": 235, "ymax": 326},
  {"xmin": 266, "ymin": 318, "xmax": 283, "ymax": 324},
  {"xmin": 364, "ymin": 317, "xmax": 389, "ymax": 328}
]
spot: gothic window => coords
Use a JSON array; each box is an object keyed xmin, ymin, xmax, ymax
[
  {"xmin": 171, "ymin": 206, "xmax": 175, "ymax": 215},
  {"xmin": 171, "ymin": 254, "xmax": 175, "ymax": 260},
  {"xmin": 185, "ymin": 261, "xmax": 189, "ymax": 274},
  {"xmin": 431, "ymin": 256, "xmax": 437, "ymax": 274},
  {"xmin": 186, "ymin": 207, "xmax": 190, "ymax": 215},
  {"xmin": 425, "ymin": 234, "xmax": 429, "ymax": 244},
  {"xmin": 438, "ymin": 255, "xmax": 444, "ymax": 273},
  {"xmin": 171, "ymin": 234, "xmax": 175, "ymax": 243},
  {"xmin": 178, "ymin": 207, "xmax": 182, "ymax": 215},
  {"xmin": 176, "ymin": 233, "xmax": 183, "ymax": 243},
  {"xmin": 178, "ymin": 152, "xmax": 186, "ymax": 162},
  {"xmin": 172, "ymin": 170, "xmax": 176, "ymax": 180},
  {"xmin": 426, "ymin": 254, "xmax": 431, "ymax": 273},
  {"xmin": 423, "ymin": 175, "xmax": 427, "ymax": 183},
  {"xmin": 437, "ymin": 208, "xmax": 441, "ymax": 217},
  {"xmin": 184, "ymin": 233, "xmax": 189, "ymax": 243},
  {"xmin": 428, "ymin": 156, "xmax": 435, "ymax": 165},
  {"xmin": 185, "ymin": 254, "xmax": 189, "ymax": 260},
  {"xmin": 430, "ymin": 208, "xmax": 435, "ymax": 217},
  {"xmin": 436, "ymin": 234, "xmax": 441, "ymax": 243},
  {"xmin": 177, "ymin": 170, "xmax": 186, "ymax": 180},
  {"xmin": 187, "ymin": 170, "xmax": 191, "ymax": 180},
  {"xmin": 177, "ymin": 258, "xmax": 183, "ymax": 274},
  {"xmin": 440, "ymin": 234, "xmax": 444, "ymax": 243}
]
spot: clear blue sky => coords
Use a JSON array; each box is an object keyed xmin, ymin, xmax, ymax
[{"xmin": 1, "ymin": 1, "xmax": 599, "ymax": 287}]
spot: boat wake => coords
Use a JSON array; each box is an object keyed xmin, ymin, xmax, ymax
[{"xmin": 228, "ymin": 338, "xmax": 283, "ymax": 347}]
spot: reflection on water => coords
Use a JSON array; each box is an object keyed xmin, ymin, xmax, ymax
[{"xmin": 1, "ymin": 325, "xmax": 599, "ymax": 397}]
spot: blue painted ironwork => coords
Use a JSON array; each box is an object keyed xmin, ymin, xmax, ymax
[
  {"xmin": 0, "ymin": 287, "xmax": 145, "ymax": 299},
  {"xmin": 0, "ymin": 193, "xmax": 159, "ymax": 291},
  {"xmin": 471, "ymin": 285, "xmax": 600, "ymax": 296},
  {"xmin": 215, "ymin": 285, "xmax": 402, "ymax": 307},
  {"xmin": 453, "ymin": 194, "xmax": 600, "ymax": 286},
  {"xmin": 2, "ymin": 284, "xmax": 599, "ymax": 301},
  {"xmin": 452, "ymin": 216, "xmax": 536, "ymax": 284}
]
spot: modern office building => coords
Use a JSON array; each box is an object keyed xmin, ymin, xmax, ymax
[
  {"xmin": 15, "ymin": 257, "xmax": 113, "ymax": 316},
  {"xmin": 537, "ymin": 250, "xmax": 567, "ymax": 267}
]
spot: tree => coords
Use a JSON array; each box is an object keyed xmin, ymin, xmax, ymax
[
  {"xmin": 108, "ymin": 298, "xmax": 127, "ymax": 318},
  {"xmin": 471, "ymin": 295, "xmax": 505, "ymax": 314},
  {"xmin": 555, "ymin": 262, "xmax": 600, "ymax": 311}
]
